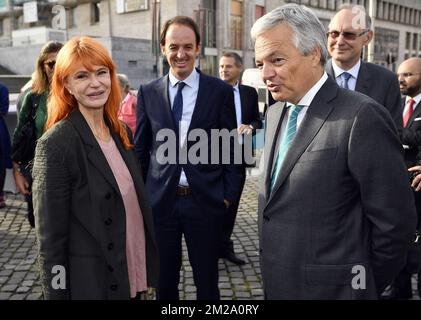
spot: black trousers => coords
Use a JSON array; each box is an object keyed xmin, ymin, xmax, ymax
[
  {"xmin": 220, "ymin": 165, "xmax": 246, "ymax": 256},
  {"xmin": 155, "ymin": 194, "xmax": 222, "ymax": 300}
]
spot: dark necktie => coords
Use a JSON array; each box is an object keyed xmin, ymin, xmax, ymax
[
  {"xmin": 172, "ymin": 82, "xmax": 186, "ymax": 128},
  {"xmin": 403, "ymin": 98, "xmax": 416, "ymax": 128},
  {"xmin": 341, "ymin": 72, "xmax": 352, "ymax": 90}
]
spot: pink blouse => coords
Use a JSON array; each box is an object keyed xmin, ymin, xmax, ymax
[{"xmin": 98, "ymin": 137, "xmax": 147, "ymax": 298}]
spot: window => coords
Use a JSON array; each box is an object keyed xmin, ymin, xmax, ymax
[
  {"xmin": 91, "ymin": 2, "xmax": 100, "ymax": 25},
  {"xmin": 255, "ymin": 5, "xmax": 265, "ymax": 20},
  {"xmin": 0, "ymin": 19, "xmax": 3, "ymax": 36},
  {"xmin": 196, "ymin": 0, "xmax": 216, "ymax": 48},
  {"xmin": 406, "ymin": 32, "xmax": 411, "ymax": 50},
  {"xmin": 413, "ymin": 34, "xmax": 418, "ymax": 51},
  {"xmin": 128, "ymin": 60, "xmax": 137, "ymax": 67},
  {"xmin": 230, "ymin": 0, "xmax": 243, "ymax": 50}
]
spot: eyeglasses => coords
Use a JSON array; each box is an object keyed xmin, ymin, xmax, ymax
[
  {"xmin": 326, "ymin": 30, "xmax": 369, "ymax": 41},
  {"xmin": 44, "ymin": 60, "xmax": 56, "ymax": 69},
  {"xmin": 397, "ymin": 72, "xmax": 421, "ymax": 79}
]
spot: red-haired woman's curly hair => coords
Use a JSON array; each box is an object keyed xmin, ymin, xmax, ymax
[{"xmin": 46, "ymin": 36, "xmax": 132, "ymax": 150}]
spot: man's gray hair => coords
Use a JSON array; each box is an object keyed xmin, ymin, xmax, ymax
[
  {"xmin": 335, "ymin": 4, "xmax": 372, "ymax": 30},
  {"xmin": 250, "ymin": 4, "xmax": 328, "ymax": 67}
]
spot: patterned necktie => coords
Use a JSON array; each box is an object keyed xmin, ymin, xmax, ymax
[
  {"xmin": 172, "ymin": 81, "xmax": 186, "ymax": 129},
  {"xmin": 341, "ymin": 72, "xmax": 352, "ymax": 90},
  {"xmin": 403, "ymin": 98, "xmax": 416, "ymax": 128},
  {"xmin": 270, "ymin": 105, "xmax": 304, "ymax": 193}
]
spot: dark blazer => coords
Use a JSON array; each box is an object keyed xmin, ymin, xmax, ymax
[
  {"xmin": 32, "ymin": 110, "xmax": 159, "ymax": 300},
  {"xmin": 400, "ymin": 97, "xmax": 421, "ymax": 166},
  {"xmin": 238, "ymin": 84, "xmax": 262, "ymax": 132},
  {"xmin": 134, "ymin": 69, "xmax": 242, "ymax": 221},
  {"xmin": 325, "ymin": 59, "xmax": 402, "ymax": 129},
  {"xmin": 259, "ymin": 77, "xmax": 416, "ymax": 299}
]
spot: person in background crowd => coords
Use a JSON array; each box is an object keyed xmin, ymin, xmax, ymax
[
  {"xmin": 252, "ymin": 3, "xmax": 416, "ymax": 299},
  {"xmin": 32, "ymin": 36, "xmax": 159, "ymax": 300},
  {"xmin": 11, "ymin": 41, "xmax": 63, "ymax": 227},
  {"xmin": 391, "ymin": 57, "xmax": 421, "ymax": 299},
  {"xmin": 325, "ymin": 4, "xmax": 402, "ymax": 130},
  {"xmin": 117, "ymin": 74, "xmax": 137, "ymax": 136},
  {"xmin": 218, "ymin": 52, "xmax": 262, "ymax": 266},
  {"xmin": 0, "ymin": 82, "xmax": 11, "ymax": 208}
]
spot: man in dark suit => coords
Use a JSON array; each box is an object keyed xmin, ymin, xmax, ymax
[
  {"xmin": 325, "ymin": 4, "xmax": 402, "ymax": 129},
  {"xmin": 252, "ymin": 3, "xmax": 416, "ymax": 299},
  {"xmin": 218, "ymin": 52, "xmax": 262, "ymax": 266},
  {"xmin": 392, "ymin": 57, "xmax": 421, "ymax": 299},
  {"xmin": 134, "ymin": 16, "xmax": 241, "ymax": 300}
]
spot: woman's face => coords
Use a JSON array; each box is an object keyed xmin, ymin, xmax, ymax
[
  {"xmin": 43, "ymin": 52, "xmax": 58, "ymax": 84},
  {"xmin": 64, "ymin": 63, "xmax": 111, "ymax": 112}
]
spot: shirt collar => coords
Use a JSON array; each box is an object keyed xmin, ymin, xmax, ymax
[
  {"xmin": 332, "ymin": 59, "xmax": 361, "ymax": 80},
  {"xmin": 169, "ymin": 68, "xmax": 199, "ymax": 88},
  {"xmin": 407, "ymin": 93, "xmax": 421, "ymax": 106},
  {"xmin": 287, "ymin": 72, "xmax": 329, "ymax": 108},
  {"xmin": 233, "ymin": 81, "xmax": 240, "ymax": 91}
]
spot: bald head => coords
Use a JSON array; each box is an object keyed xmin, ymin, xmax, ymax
[{"xmin": 398, "ymin": 58, "xmax": 421, "ymax": 97}]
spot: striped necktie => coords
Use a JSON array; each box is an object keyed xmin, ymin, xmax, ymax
[
  {"xmin": 341, "ymin": 72, "xmax": 352, "ymax": 89},
  {"xmin": 270, "ymin": 104, "xmax": 303, "ymax": 193}
]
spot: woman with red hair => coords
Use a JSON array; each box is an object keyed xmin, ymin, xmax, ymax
[{"xmin": 32, "ymin": 37, "xmax": 158, "ymax": 300}]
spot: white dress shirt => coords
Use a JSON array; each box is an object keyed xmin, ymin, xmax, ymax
[
  {"xmin": 278, "ymin": 72, "xmax": 329, "ymax": 139},
  {"xmin": 168, "ymin": 68, "xmax": 200, "ymax": 186},
  {"xmin": 332, "ymin": 59, "xmax": 361, "ymax": 91}
]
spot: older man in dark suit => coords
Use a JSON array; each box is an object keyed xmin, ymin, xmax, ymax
[
  {"xmin": 218, "ymin": 52, "xmax": 262, "ymax": 266},
  {"xmin": 252, "ymin": 4, "xmax": 416, "ymax": 299},
  {"xmin": 135, "ymin": 16, "xmax": 241, "ymax": 300},
  {"xmin": 325, "ymin": 4, "xmax": 402, "ymax": 130}
]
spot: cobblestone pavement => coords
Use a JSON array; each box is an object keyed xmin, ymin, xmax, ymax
[{"xmin": 0, "ymin": 172, "xmax": 419, "ymax": 300}]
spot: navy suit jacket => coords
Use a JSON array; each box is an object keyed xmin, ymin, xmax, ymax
[{"xmin": 135, "ymin": 69, "xmax": 242, "ymax": 223}]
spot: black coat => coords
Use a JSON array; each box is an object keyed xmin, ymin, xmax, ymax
[{"xmin": 32, "ymin": 110, "xmax": 159, "ymax": 300}]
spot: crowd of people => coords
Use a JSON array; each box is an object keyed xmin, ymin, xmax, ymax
[{"xmin": 0, "ymin": 2, "xmax": 420, "ymax": 300}]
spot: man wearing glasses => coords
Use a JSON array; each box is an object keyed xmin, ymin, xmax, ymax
[{"xmin": 325, "ymin": 4, "xmax": 402, "ymax": 129}]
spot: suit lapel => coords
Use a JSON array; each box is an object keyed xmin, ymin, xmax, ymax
[
  {"xmin": 355, "ymin": 61, "xmax": 371, "ymax": 95},
  {"xmin": 266, "ymin": 78, "xmax": 338, "ymax": 206},
  {"xmin": 187, "ymin": 70, "xmax": 208, "ymax": 133},
  {"xmin": 263, "ymin": 102, "xmax": 287, "ymax": 199},
  {"xmin": 325, "ymin": 59, "xmax": 335, "ymax": 79},
  {"xmin": 239, "ymin": 85, "xmax": 247, "ymax": 123},
  {"xmin": 67, "ymin": 110, "xmax": 120, "ymax": 195},
  {"xmin": 156, "ymin": 75, "xmax": 177, "ymax": 130},
  {"xmin": 407, "ymin": 98, "xmax": 421, "ymax": 127}
]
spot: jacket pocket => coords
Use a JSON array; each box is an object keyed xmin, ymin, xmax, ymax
[
  {"xmin": 305, "ymin": 263, "xmax": 358, "ymax": 286},
  {"xmin": 299, "ymin": 147, "xmax": 338, "ymax": 162}
]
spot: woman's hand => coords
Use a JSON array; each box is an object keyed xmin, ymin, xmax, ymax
[{"xmin": 12, "ymin": 165, "xmax": 30, "ymax": 195}]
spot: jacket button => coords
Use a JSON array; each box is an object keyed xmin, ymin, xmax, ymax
[
  {"xmin": 105, "ymin": 193, "xmax": 111, "ymax": 200},
  {"xmin": 110, "ymin": 284, "xmax": 118, "ymax": 291},
  {"xmin": 108, "ymin": 265, "xmax": 114, "ymax": 272},
  {"xmin": 105, "ymin": 218, "xmax": 112, "ymax": 226},
  {"xmin": 263, "ymin": 216, "xmax": 270, "ymax": 221},
  {"xmin": 107, "ymin": 243, "xmax": 114, "ymax": 250}
]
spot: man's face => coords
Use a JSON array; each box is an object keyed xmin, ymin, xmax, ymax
[
  {"xmin": 219, "ymin": 56, "xmax": 242, "ymax": 86},
  {"xmin": 398, "ymin": 61, "xmax": 421, "ymax": 97},
  {"xmin": 255, "ymin": 23, "xmax": 321, "ymax": 104},
  {"xmin": 327, "ymin": 9, "xmax": 373, "ymax": 69},
  {"xmin": 161, "ymin": 23, "xmax": 201, "ymax": 80}
]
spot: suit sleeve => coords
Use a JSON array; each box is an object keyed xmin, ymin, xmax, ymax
[
  {"xmin": 348, "ymin": 102, "xmax": 416, "ymax": 293},
  {"xmin": 32, "ymin": 136, "xmax": 71, "ymax": 300},
  {"xmin": 248, "ymin": 87, "xmax": 263, "ymax": 133},
  {"xmin": 0, "ymin": 85, "xmax": 9, "ymax": 115},
  {"xmin": 134, "ymin": 85, "xmax": 152, "ymax": 181},
  {"xmin": 385, "ymin": 75, "xmax": 403, "ymax": 133},
  {"xmin": 400, "ymin": 123, "xmax": 421, "ymax": 148},
  {"xmin": 220, "ymin": 85, "xmax": 242, "ymax": 203}
]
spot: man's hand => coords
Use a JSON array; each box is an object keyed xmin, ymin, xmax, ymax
[
  {"xmin": 13, "ymin": 169, "xmax": 30, "ymax": 195},
  {"xmin": 409, "ymin": 165, "xmax": 421, "ymax": 191},
  {"xmin": 224, "ymin": 199, "xmax": 231, "ymax": 209},
  {"xmin": 238, "ymin": 124, "xmax": 253, "ymax": 135}
]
